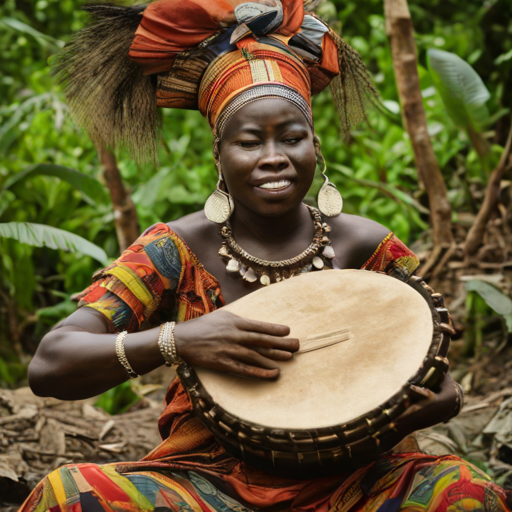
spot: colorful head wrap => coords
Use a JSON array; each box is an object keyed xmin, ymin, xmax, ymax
[{"xmin": 52, "ymin": 0, "xmax": 376, "ymax": 161}]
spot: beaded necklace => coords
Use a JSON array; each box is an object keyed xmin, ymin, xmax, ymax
[{"xmin": 218, "ymin": 205, "xmax": 335, "ymax": 285}]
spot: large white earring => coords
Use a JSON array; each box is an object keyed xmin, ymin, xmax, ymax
[
  {"xmin": 204, "ymin": 177, "xmax": 234, "ymax": 224},
  {"xmin": 317, "ymin": 171, "xmax": 343, "ymax": 217}
]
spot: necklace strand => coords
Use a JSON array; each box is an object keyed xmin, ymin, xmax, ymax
[{"xmin": 218, "ymin": 206, "xmax": 335, "ymax": 286}]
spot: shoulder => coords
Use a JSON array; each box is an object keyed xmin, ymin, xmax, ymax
[
  {"xmin": 167, "ymin": 210, "xmax": 219, "ymax": 251},
  {"xmin": 327, "ymin": 213, "xmax": 392, "ymax": 269},
  {"xmin": 329, "ymin": 213, "xmax": 390, "ymax": 248}
]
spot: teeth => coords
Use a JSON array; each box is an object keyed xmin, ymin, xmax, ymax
[{"xmin": 258, "ymin": 180, "xmax": 291, "ymax": 190}]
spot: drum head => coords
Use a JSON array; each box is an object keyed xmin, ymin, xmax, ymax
[{"xmin": 195, "ymin": 270, "xmax": 433, "ymax": 430}]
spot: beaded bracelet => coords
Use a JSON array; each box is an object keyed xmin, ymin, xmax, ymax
[
  {"xmin": 115, "ymin": 331, "xmax": 139, "ymax": 379},
  {"xmin": 158, "ymin": 322, "xmax": 182, "ymax": 367}
]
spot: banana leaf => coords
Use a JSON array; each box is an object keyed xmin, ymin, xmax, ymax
[
  {"xmin": 427, "ymin": 49, "xmax": 490, "ymax": 132},
  {"xmin": 0, "ymin": 222, "xmax": 109, "ymax": 265},
  {"xmin": 4, "ymin": 164, "xmax": 107, "ymax": 204},
  {"xmin": 465, "ymin": 279, "xmax": 512, "ymax": 332}
]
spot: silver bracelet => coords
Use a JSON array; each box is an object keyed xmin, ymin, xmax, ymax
[
  {"xmin": 454, "ymin": 382, "xmax": 465, "ymax": 415},
  {"xmin": 115, "ymin": 331, "xmax": 138, "ymax": 379},
  {"xmin": 158, "ymin": 322, "xmax": 182, "ymax": 367}
]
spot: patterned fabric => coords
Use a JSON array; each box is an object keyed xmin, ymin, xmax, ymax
[
  {"xmin": 21, "ymin": 225, "xmax": 511, "ymax": 511},
  {"xmin": 361, "ymin": 232, "xmax": 420, "ymax": 281},
  {"xmin": 74, "ymin": 223, "xmax": 222, "ymax": 332},
  {"xmin": 22, "ymin": 464, "xmax": 252, "ymax": 512},
  {"xmin": 20, "ymin": 456, "xmax": 511, "ymax": 511},
  {"xmin": 128, "ymin": 0, "xmax": 340, "ymax": 127}
]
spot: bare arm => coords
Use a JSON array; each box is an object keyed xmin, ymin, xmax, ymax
[
  {"xmin": 28, "ymin": 307, "xmax": 299, "ymax": 401},
  {"xmin": 28, "ymin": 307, "xmax": 164, "ymax": 400}
]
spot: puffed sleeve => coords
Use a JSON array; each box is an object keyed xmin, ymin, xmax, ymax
[
  {"xmin": 74, "ymin": 223, "xmax": 183, "ymax": 332},
  {"xmin": 361, "ymin": 232, "xmax": 420, "ymax": 282}
]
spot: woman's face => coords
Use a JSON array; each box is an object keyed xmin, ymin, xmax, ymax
[{"xmin": 219, "ymin": 98, "xmax": 316, "ymax": 217}]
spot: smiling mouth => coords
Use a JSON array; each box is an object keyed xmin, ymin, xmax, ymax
[{"xmin": 257, "ymin": 180, "xmax": 291, "ymax": 191}]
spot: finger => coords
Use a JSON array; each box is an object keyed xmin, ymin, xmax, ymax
[
  {"xmin": 232, "ymin": 346, "xmax": 281, "ymax": 370},
  {"xmin": 237, "ymin": 317, "xmax": 291, "ymax": 337},
  {"xmin": 252, "ymin": 346, "xmax": 294, "ymax": 361},
  {"xmin": 216, "ymin": 359, "xmax": 280, "ymax": 380},
  {"xmin": 409, "ymin": 385, "xmax": 435, "ymax": 401},
  {"xmin": 237, "ymin": 332, "xmax": 300, "ymax": 352}
]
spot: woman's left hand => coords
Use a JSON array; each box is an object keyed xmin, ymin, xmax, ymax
[{"xmin": 394, "ymin": 372, "xmax": 462, "ymax": 436}]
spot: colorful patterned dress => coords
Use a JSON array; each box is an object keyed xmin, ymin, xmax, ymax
[{"xmin": 20, "ymin": 224, "xmax": 511, "ymax": 512}]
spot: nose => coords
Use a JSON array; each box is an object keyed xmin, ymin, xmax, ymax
[{"xmin": 259, "ymin": 141, "xmax": 289, "ymax": 171}]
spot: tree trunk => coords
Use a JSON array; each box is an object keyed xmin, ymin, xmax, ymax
[
  {"xmin": 97, "ymin": 144, "xmax": 140, "ymax": 252},
  {"xmin": 384, "ymin": 0, "xmax": 454, "ymax": 247},
  {"xmin": 465, "ymin": 117, "xmax": 512, "ymax": 256}
]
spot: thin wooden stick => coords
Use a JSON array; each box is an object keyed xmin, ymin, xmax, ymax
[{"xmin": 97, "ymin": 143, "xmax": 140, "ymax": 252}]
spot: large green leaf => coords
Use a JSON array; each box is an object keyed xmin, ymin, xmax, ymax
[
  {"xmin": 3, "ymin": 164, "xmax": 107, "ymax": 204},
  {"xmin": 465, "ymin": 279, "xmax": 512, "ymax": 332},
  {"xmin": 427, "ymin": 49, "xmax": 490, "ymax": 132},
  {"xmin": 0, "ymin": 222, "xmax": 109, "ymax": 266}
]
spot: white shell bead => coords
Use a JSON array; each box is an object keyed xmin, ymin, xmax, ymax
[
  {"xmin": 323, "ymin": 245, "xmax": 335, "ymax": 259},
  {"xmin": 312, "ymin": 256, "xmax": 324, "ymax": 269},
  {"xmin": 260, "ymin": 274, "xmax": 270, "ymax": 286},
  {"xmin": 226, "ymin": 259, "xmax": 240, "ymax": 273},
  {"xmin": 243, "ymin": 268, "xmax": 257, "ymax": 283}
]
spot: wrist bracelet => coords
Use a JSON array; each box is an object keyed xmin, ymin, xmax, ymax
[
  {"xmin": 445, "ymin": 382, "xmax": 464, "ymax": 422},
  {"xmin": 115, "ymin": 331, "xmax": 139, "ymax": 379},
  {"xmin": 158, "ymin": 322, "xmax": 182, "ymax": 367},
  {"xmin": 454, "ymin": 382, "xmax": 465, "ymax": 415}
]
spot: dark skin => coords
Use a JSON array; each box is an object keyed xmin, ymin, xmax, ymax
[{"xmin": 28, "ymin": 98, "xmax": 458, "ymax": 439}]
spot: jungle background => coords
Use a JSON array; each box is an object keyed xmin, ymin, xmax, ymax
[{"xmin": 1, "ymin": 0, "xmax": 512, "ymax": 507}]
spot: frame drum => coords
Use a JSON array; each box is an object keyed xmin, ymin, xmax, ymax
[{"xmin": 178, "ymin": 270, "xmax": 453, "ymax": 477}]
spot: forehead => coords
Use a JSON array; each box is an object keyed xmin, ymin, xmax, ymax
[{"xmin": 221, "ymin": 98, "xmax": 311, "ymax": 137}]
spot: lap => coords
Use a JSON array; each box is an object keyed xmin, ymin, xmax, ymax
[
  {"xmin": 19, "ymin": 463, "xmax": 252, "ymax": 512},
  {"xmin": 351, "ymin": 454, "xmax": 511, "ymax": 512},
  {"xmin": 19, "ymin": 455, "xmax": 511, "ymax": 512}
]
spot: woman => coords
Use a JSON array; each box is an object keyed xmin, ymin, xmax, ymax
[{"xmin": 21, "ymin": 1, "xmax": 511, "ymax": 510}]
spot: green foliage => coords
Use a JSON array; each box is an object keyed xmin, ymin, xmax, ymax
[
  {"xmin": 0, "ymin": 222, "xmax": 109, "ymax": 265},
  {"xmin": 427, "ymin": 49, "xmax": 490, "ymax": 132},
  {"xmin": 465, "ymin": 280, "xmax": 512, "ymax": 332},
  {"xmin": 95, "ymin": 381, "xmax": 140, "ymax": 415},
  {"xmin": 4, "ymin": 163, "xmax": 108, "ymax": 204}
]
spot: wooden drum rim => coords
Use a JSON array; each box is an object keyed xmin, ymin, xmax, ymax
[{"xmin": 177, "ymin": 271, "xmax": 453, "ymax": 476}]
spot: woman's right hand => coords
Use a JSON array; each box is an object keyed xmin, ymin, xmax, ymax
[{"xmin": 173, "ymin": 310, "xmax": 299, "ymax": 379}]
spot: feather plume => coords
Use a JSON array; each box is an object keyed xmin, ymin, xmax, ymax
[
  {"xmin": 52, "ymin": 3, "xmax": 159, "ymax": 163},
  {"xmin": 329, "ymin": 30, "xmax": 379, "ymax": 135}
]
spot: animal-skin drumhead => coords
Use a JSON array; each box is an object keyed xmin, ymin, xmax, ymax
[{"xmin": 194, "ymin": 270, "xmax": 433, "ymax": 430}]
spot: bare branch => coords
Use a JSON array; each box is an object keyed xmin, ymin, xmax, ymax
[
  {"xmin": 465, "ymin": 116, "xmax": 512, "ymax": 256},
  {"xmin": 97, "ymin": 144, "xmax": 140, "ymax": 252}
]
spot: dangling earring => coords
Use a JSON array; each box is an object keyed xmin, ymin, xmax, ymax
[
  {"xmin": 204, "ymin": 176, "xmax": 234, "ymax": 224},
  {"xmin": 317, "ymin": 171, "xmax": 343, "ymax": 217},
  {"xmin": 205, "ymin": 137, "xmax": 234, "ymax": 223},
  {"xmin": 314, "ymin": 136, "xmax": 343, "ymax": 217}
]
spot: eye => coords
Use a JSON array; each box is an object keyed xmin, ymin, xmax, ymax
[
  {"xmin": 283, "ymin": 137, "xmax": 302, "ymax": 145},
  {"xmin": 239, "ymin": 141, "xmax": 262, "ymax": 149}
]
